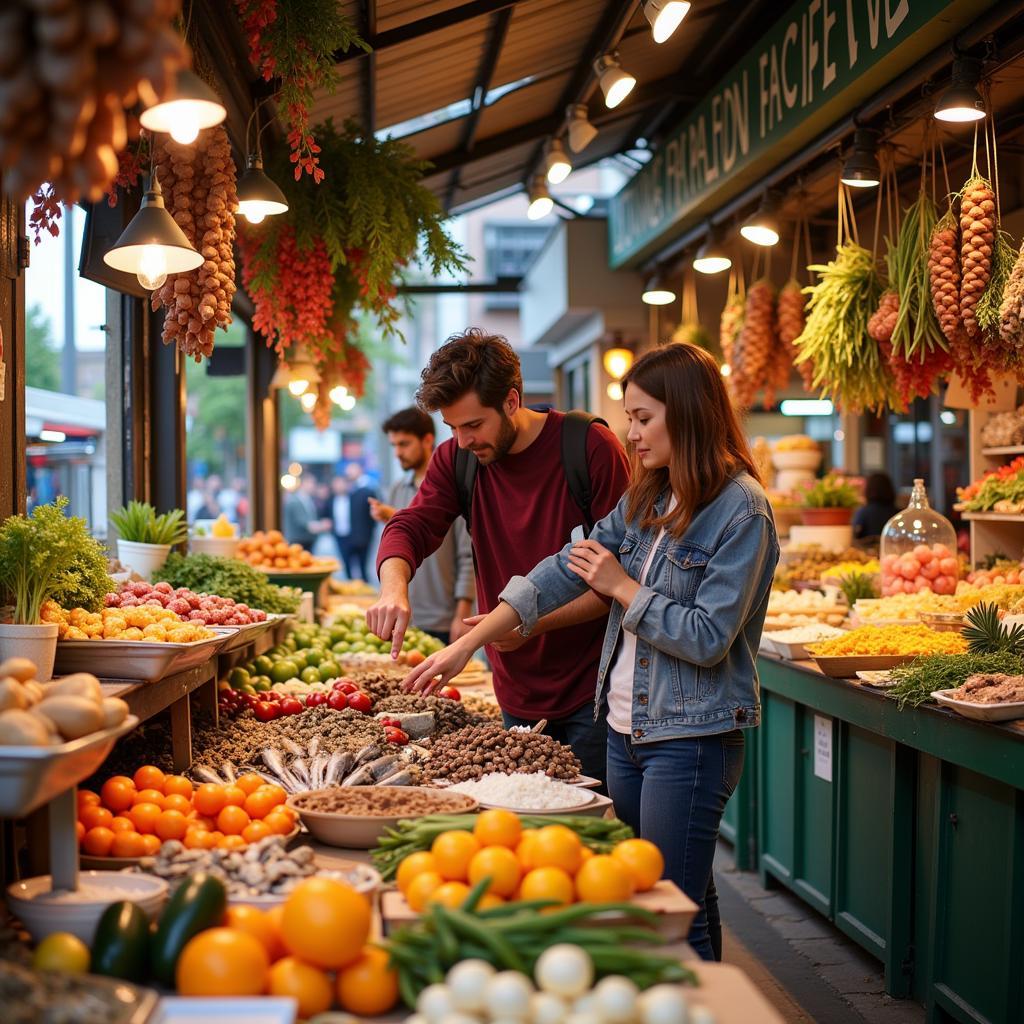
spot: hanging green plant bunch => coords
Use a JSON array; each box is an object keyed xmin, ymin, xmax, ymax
[{"xmin": 238, "ymin": 119, "xmax": 467, "ymax": 397}]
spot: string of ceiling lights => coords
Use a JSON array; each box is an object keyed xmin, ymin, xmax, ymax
[
  {"xmin": 526, "ymin": 0, "xmax": 691, "ymax": 220},
  {"xmin": 638, "ymin": 47, "xmax": 992, "ymax": 307}
]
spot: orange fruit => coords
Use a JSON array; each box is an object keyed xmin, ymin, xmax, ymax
[
  {"xmin": 574, "ymin": 855, "xmax": 635, "ymax": 903},
  {"xmin": 431, "ymin": 830, "xmax": 480, "ymax": 881},
  {"xmin": 531, "ymin": 825, "xmax": 583, "ymax": 874},
  {"xmin": 267, "ymin": 956, "xmax": 333, "ymax": 1017},
  {"xmin": 175, "ymin": 927, "xmax": 269, "ymax": 996},
  {"xmin": 265, "ymin": 905, "xmax": 287, "ymax": 960},
  {"xmin": 336, "ymin": 946, "xmax": 400, "ymax": 1016},
  {"xmin": 244, "ymin": 789, "xmax": 279, "ymax": 820},
  {"xmin": 467, "ymin": 846, "xmax": 522, "ymax": 898},
  {"xmin": 579, "ymin": 845, "xmax": 595, "ymax": 865},
  {"xmin": 79, "ymin": 805, "xmax": 113, "ymax": 831},
  {"xmin": 218, "ymin": 835, "xmax": 247, "ymax": 851},
  {"xmin": 140, "ymin": 834, "xmax": 162, "ymax": 855},
  {"xmin": 110, "ymin": 815, "xmax": 135, "ymax": 833},
  {"xmin": 515, "ymin": 831, "xmax": 538, "ymax": 870},
  {"xmin": 221, "ymin": 785, "xmax": 247, "ymax": 808},
  {"xmin": 224, "ymin": 906, "xmax": 280, "ymax": 959},
  {"xmin": 405, "ymin": 870, "xmax": 444, "ymax": 912},
  {"xmin": 162, "ymin": 775, "xmax": 193, "ymax": 799},
  {"xmin": 194, "ymin": 783, "xmax": 227, "ymax": 817},
  {"xmin": 100, "ymin": 777, "xmax": 136, "ymax": 812},
  {"xmin": 263, "ymin": 810, "xmax": 294, "ymax": 836},
  {"xmin": 154, "ymin": 809, "xmax": 189, "ymax": 841},
  {"xmin": 183, "ymin": 828, "xmax": 208, "ymax": 850},
  {"xmin": 611, "ymin": 838, "xmax": 665, "ymax": 892},
  {"xmin": 477, "ymin": 892, "xmax": 505, "ymax": 910},
  {"xmin": 201, "ymin": 831, "xmax": 223, "ymax": 850},
  {"xmin": 133, "ymin": 765, "xmax": 165, "ymax": 791},
  {"xmin": 217, "ymin": 805, "xmax": 250, "ymax": 836},
  {"xmin": 162, "ymin": 793, "xmax": 192, "ymax": 815},
  {"xmin": 128, "ymin": 802, "xmax": 163, "ymax": 835},
  {"xmin": 242, "ymin": 820, "xmax": 272, "ymax": 844},
  {"xmin": 427, "ymin": 881, "xmax": 471, "ymax": 909},
  {"xmin": 111, "ymin": 831, "xmax": 146, "ymax": 858},
  {"xmin": 473, "ymin": 809, "xmax": 522, "ymax": 849},
  {"xmin": 194, "ymin": 815, "xmax": 218, "ymax": 830},
  {"xmin": 82, "ymin": 826, "xmax": 115, "ymax": 856},
  {"xmin": 75, "ymin": 820, "xmax": 85, "ymax": 844},
  {"xmin": 133, "ymin": 788, "xmax": 166, "ymax": 809},
  {"xmin": 519, "ymin": 866, "xmax": 575, "ymax": 908},
  {"xmin": 396, "ymin": 851, "xmax": 438, "ymax": 895},
  {"xmin": 280, "ymin": 878, "xmax": 370, "ymax": 969},
  {"xmin": 236, "ymin": 773, "xmax": 265, "ymax": 796},
  {"xmin": 76, "ymin": 790, "xmax": 100, "ymax": 810}
]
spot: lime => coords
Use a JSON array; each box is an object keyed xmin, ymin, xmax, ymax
[
  {"xmin": 304, "ymin": 649, "xmax": 324, "ymax": 667},
  {"xmin": 332, "ymin": 642, "xmax": 350, "ymax": 655},
  {"xmin": 228, "ymin": 667, "xmax": 250, "ymax": 688},
  {"xmin": 253, "ymin": 655, "xmax": 274, "ymax": 675},
  {"xmin": 284, "ymin": 637, "xmax": 297, "ymax": 651},
  {"xmin": 349, "ymin": 641, "xmax": 366, "ymax": 653},
  {"xmin": 318, "ymin": 661, "xmax": 340, "ymax": 681},
  {"xmin": 239, "ymin": 683, "xmax": 257, "ymax": 695},
  {"xmin": 300, "ymin": 666, "xmax": 321, "ymax": 683},
  {"xmin": 252, "ymin": 677, "xmax": 271, "ymax": 692},
  {"xmin": 329, "ymin": 627, "xmax": 348, "ymax": 644},
  {"xmin": 33, "ymin": 932, "xmax": 90, "ymax": 974},
  {"xmin": 270, "ymin": 660, "xmax": 299, "ymax": 683}
]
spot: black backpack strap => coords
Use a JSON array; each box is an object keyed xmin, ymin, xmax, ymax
[
  {"xmin": 561, "ymin": 410, "xmax": 607, "ymax": 533},
  {"xmin": 453, "ymin": 444, "xmax": 478, "ymax": 533}
]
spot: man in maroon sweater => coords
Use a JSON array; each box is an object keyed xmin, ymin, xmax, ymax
[{"xmin": 369, "ymin": 329, "xmax": 630, "ymax": 783}]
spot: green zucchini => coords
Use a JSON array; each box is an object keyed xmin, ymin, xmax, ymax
[
  {"xmin": 91, "ymin": 900, "xmax": 151, "ymax": 982},
  {"xmin": 149, "ymin": 873, "xmax": 227, "ymax": 985}
]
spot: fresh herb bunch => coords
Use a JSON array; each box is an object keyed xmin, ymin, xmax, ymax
[
  {"xmin": 888, "ymin": 649, "xmax": 1024, "ymax": 709},
  {"xmin": 887, "ymin": 193, "xmax": 945, "ymax": 359},
  {"xmin": 0, "ymin": 498, "xmax": 112, "ymax": 623},
  {"xmin": 839, "ymin": 571, "xmax": 879, "ymax": 605},
  {"xmin": 963, "ymin": 602, "xmax": 1024, "ymax": 655},
  {"xmin": 110, "ymin": 501, "xmax": 188, "ymax": 546},
  {"xmin": 386, "ymin": 877, "xmax": 695, "ymax": 1007},
  {"xmin": 154, "ymin": 553, "xmax": 300, "ymax": 614},
  {"xmin": 801, "ymin": 473, "xmax": 862, "ymax": 509},
  {"xmin": 372, "ymin": 814, "xmax": 634, "ymax": 882}
]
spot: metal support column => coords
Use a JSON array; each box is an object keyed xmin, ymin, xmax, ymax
[
  {"xmin": 0, "ymin": 184, "xmax": 26, "ymax": 518},
  {"xmin": 147, "ymin": 310, "xmax": 186, "ymax": 514},
  {"xmin": 247, "ymin": 330, "xmax": 279, "ymax": 530}
]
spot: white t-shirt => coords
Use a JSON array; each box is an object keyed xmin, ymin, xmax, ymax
[{"xmin": 606, "ymin": 496, "xmax": 677, "ymax": 735}]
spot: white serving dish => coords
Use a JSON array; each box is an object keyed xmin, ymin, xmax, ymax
[
  {"xmin": 931, "ymin": 689, "xmax": 1024, "ymax": 722},
  {"xmin": 0, "ymin": 715, "xmax": 139, "ymax": 818},
  {"xmin": 474, "ymin": 789, "xmax": 598, "ymax": 815},
  {"xmin": 572, "ymin": 774, "xmax": 603, "ymax": 789},
  {"xmin": 154, "ymin": 997, "xmax": 297, "ymax": 1024},
  {"xmin": 6, "ymin": 870, "xmax": 168, "ymax": 944},
  {"xmin": 54, "ymin": 632, "xmax": 230, "ymax": 682},
  {"xmin": 771, "ymin": 449, "xmax": 822, "ymax": 471}
]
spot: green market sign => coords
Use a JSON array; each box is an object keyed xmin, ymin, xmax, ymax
[{"xmin": 608, "ymin": 0, "xmax": 992, "ymax": 268}]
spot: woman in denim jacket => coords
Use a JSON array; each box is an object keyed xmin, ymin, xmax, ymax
[{"xmin": 404, "ymin": 343, "xmax": 780, "ymax": 960}]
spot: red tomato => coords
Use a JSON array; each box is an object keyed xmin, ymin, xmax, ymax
[
  {"xmin": 437, "ymin": 685, "xmax": 461, "ymax": 701},
  {"xmin": 346, "ymin": 691, "xmax": 373, "ymax": 714}
]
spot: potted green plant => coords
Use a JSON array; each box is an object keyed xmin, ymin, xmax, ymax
[
  {"xmin": 800, "ymin": 473, "xmax": 862, "ymax": 526},
  {"xmin": 110, "ymin": 501, "xmax": 188, "ymax": 580},
  {"xmin": 0, "ymin": 498, "xmax": 112, "ymax": 679}
]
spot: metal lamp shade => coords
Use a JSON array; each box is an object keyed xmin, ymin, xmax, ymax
[
  {"xmin": 103, "ymin": 185, "xmax": 203, "ymax": 275},
  {"xmin": 237, "ymin": 158, "xmax": 289, "ymax": 219},
  {"xmin": 140, "ymin": 70, "xmax": 227, "ymax": 135}
]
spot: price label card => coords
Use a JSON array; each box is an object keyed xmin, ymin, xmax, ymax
[{"xmin": 814, "ymin": 714, "xmax": 833, "ymax": 782}]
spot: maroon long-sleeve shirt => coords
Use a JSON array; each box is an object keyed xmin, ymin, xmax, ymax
[{"xmin": 377, "ymin": 412, "xmax": 630, "ymax": 719}]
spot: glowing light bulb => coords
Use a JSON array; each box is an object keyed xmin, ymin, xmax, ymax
[
  {"xmin": 339, "ymin": 394, "xmax": 356, "ymax": 411},
  {"xmin": 329, "ymin": 385, "xmax": 348, "ymax": 405},
  {"xmin": 137, "ymin": 245, "xmax": 168, "ymax": 290},
  {"xmin": 288, "ymin": 378, "xmax": 310, "ymax": 396},
  {"xmin": 169, "ymin": 107, "xmax": 201, "ymax": 145},
  {"xmin": 243, "ymin": 205, "xmax": 267, "ymax": 225},
  {"xmin": 300, "ymin": 392, "xmax": 317, "ymax": 412}
]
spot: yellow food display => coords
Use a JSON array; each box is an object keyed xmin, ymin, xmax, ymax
[
  {"xmin": 237, "ymin": 530, "xmax": 316, "ymax": 569},
  {"xmin": 822, "ymin": 559, "xmax": 880, "ymax": 579},
  {"xmin": 43, "ymin": 601, "xmax": 216, "ymax": 643},
  {"xmin": 855, "ymin": 584, "xmax": 1024, "ymax": 623},
  {"xmin": 807, "ymin": 624, "xmax": 966, "ymax": 657}
]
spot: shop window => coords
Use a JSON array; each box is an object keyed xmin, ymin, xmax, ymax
[
  {"xmin": 23, "ymin": 202, "xmax": 110, "ymax": 534},
  {"xmin": 185, "ymin": 320, "xmax": 251, "ymax": 532},
  {"xmin": 564, "ymin": 359, "xmax": 591, "ymax": 413},
  {"xmin": 483, "ymin": 223, "xmax": 548, "ymax": 310}
]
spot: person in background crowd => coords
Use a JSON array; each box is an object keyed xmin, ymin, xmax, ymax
[
  {"xmin": 314, "ymin": 480, "xmax": 332, "ymax": 520},
  {"xmin": 342, "ymin": 462, "xmax": 378, "ymax": 581},
  {"xmin": 195, "ymin": 475, "xmax": 222, "ymax": 521},
  {"xmin": 186, "ymin": 476, "xmax": 206, "ymax": 522},
  {"xmin": 284, "ymin": 473, "xmax": 331, "ymax": 548},
  {"xmin": 853, "ymin": 471, "xmax": 899, "ymax": 540},
  {"xmin": 370, "ymin": 407, "xmax": 475, "ymax": 644},
  {"xmin": 331, "ymin": 476, "xmax": 353, "ymax": 575},
  {"xmin": 367, "ymin": 329, "xmax": 630, "ymax": 785},
  {"xmin": 404, "ymin": 342, "xmax": 780, "ymax": 962}
]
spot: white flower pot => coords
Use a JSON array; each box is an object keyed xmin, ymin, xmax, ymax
[
  {"xmin": 189, "ymin": 535, "xmax": 239, "ymax": 559},
  {"xmin": 117, "ymin": 540, "xmax": 172, "ymax": 580},
  {"xmin": 0, "ymin": 622, "xmax": 59, "ymax": 681}
]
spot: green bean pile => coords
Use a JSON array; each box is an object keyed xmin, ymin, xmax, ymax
[{"xmin": 384, "ymin": 879, "xmax": 697, "ymax": 1007}]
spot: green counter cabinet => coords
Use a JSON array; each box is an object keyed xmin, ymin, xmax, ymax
[
  {"xmin": 752, "ymin": 655, "xmax": 1024, "ymax": 1020},
  {"xmin": 720, "ymin": 726, "xmax": 758, "ymax": 870}
]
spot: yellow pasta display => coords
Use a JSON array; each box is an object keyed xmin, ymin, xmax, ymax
[
  {"xmin": 807, "ymin": 624, "xmax": 966, "ymax": 658},
  {"xmin": 42, "ymin": 601, "xmax": 216, "ymax": 643}
]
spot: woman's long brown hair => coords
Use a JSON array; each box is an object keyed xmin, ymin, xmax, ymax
[{"xmin": 622, "ymin": 343, "xmax": 761, "ymax": 538}]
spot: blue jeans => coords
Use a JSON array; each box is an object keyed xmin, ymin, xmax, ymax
[
  {"xmin": 501, "ymin": 703, "xmax": 609, "ymax": 792},
  {"xmin": 607, "ymin": 728, "xmax": 745, "ymax": 961}
]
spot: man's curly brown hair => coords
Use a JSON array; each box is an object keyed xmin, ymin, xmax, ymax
[{"xmin": 416, "ymin": 328, "xmax": 523, "ymax": 412}]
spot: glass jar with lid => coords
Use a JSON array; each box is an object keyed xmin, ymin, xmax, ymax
[{"xmin": 879, "ymin": 479, "xmax": 959, "ymax": 596}]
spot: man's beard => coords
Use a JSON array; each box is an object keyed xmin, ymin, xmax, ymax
[{"xmin": 472, "ymin": 412, "xmax": 517, "ymax": 464}]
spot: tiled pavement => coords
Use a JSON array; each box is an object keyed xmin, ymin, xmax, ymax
[{"xmin": 714, "ymin": 844, "xmax": 925, "ymax": 1023}]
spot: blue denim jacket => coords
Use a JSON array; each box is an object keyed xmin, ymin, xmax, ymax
[{"xmin": 499, "ymin": 472, "xmax": 780, "ymax": 742}]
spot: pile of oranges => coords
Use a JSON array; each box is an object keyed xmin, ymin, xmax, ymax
[
  {"xmin": 77, "ymin": 765, "xmax": 298, "ymax": 858},
  {"xmin": 175, "ymin": 877, "xmax": 398, "ymax": 1018},
  {"xmin": 396, "ymin": 810, "xmax": 665, "ymax": 913},
  {"xmin": 237, "ymin": 530, "xmax": 317, "ymax": 569}
]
